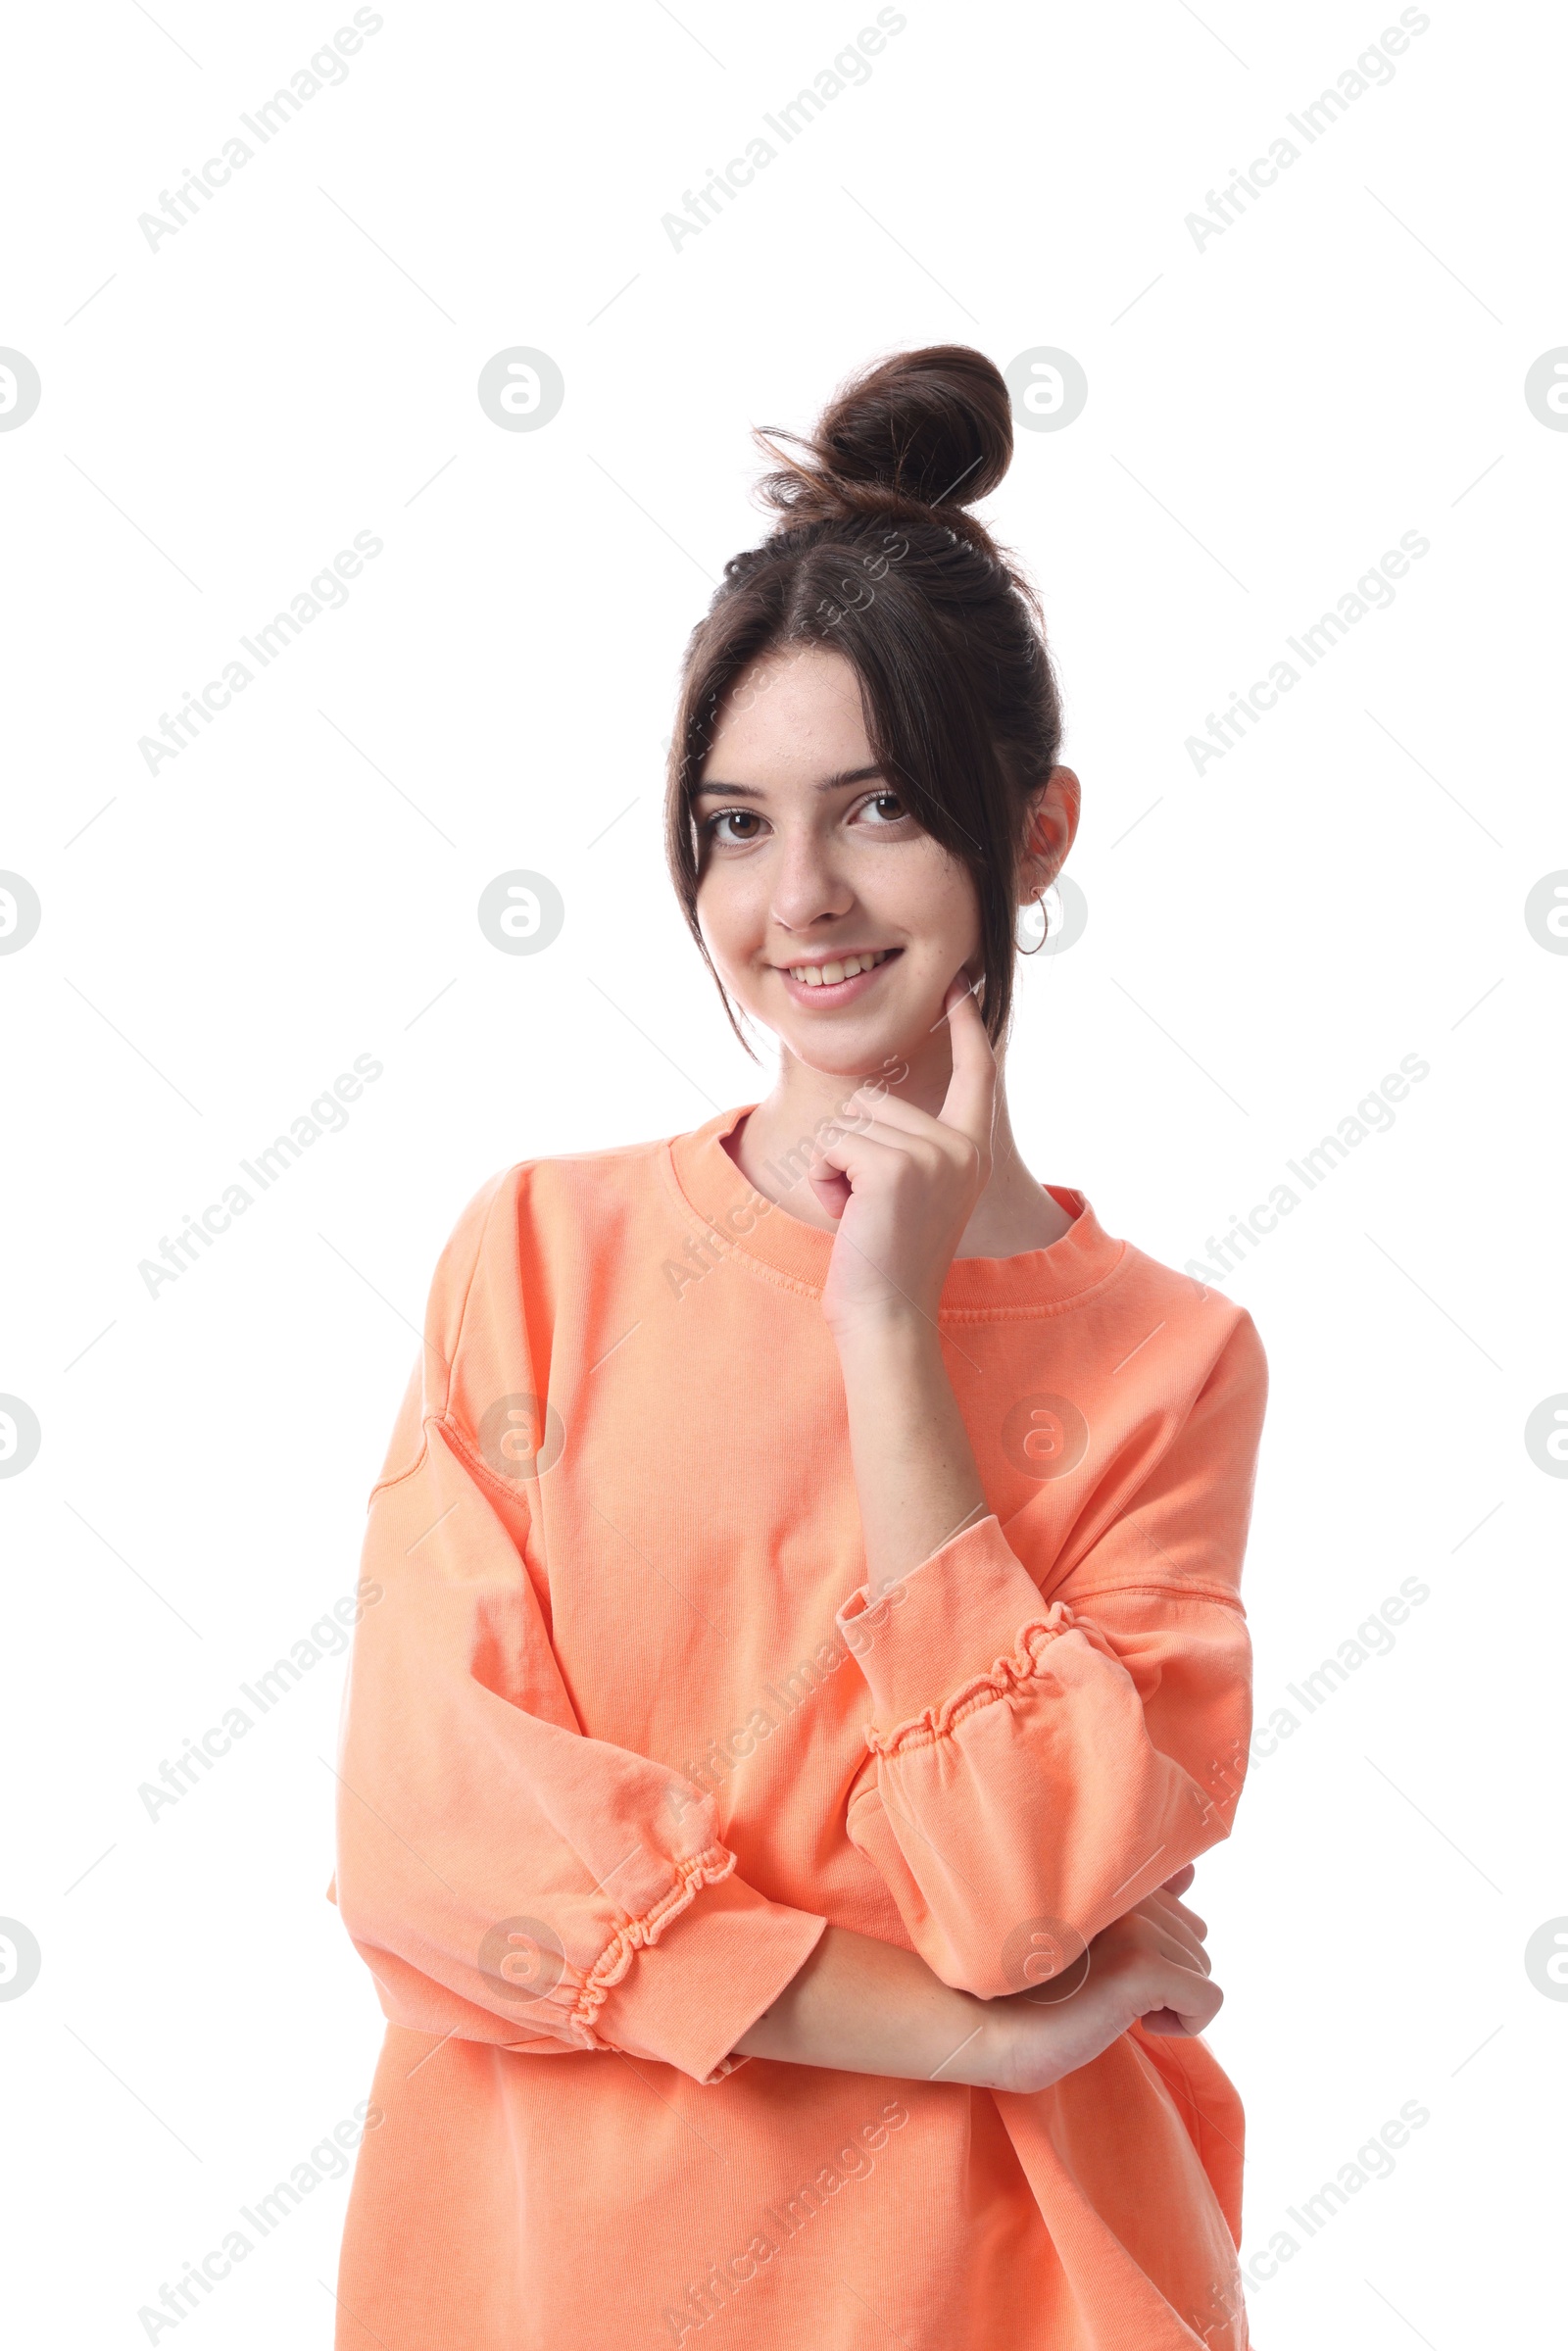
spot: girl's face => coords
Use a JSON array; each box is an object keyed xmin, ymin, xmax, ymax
[{"xmin": 692, "ymin": 645, "xmax": 989, "ymax": 1082}]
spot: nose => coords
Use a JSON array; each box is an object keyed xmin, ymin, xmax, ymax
[{"xmin": 768, "ymin": 822, "xmax": 855, "ymax": 935}]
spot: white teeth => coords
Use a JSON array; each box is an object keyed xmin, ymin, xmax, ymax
[{"xmin": 786, "ymin": 950, "xmax": 890, "ymax": 987}]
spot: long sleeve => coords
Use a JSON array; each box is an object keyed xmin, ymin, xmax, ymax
[
  {"xmin": 329, "ymin": 1120, "xmax": 1268, "ymax": 2351},
  {"xmin": 834, "ymin": 1311, "xmax": 1266, "ymax": 2000},
  {"xmin": 329, "ymin": 1175, "xmax": 827, "ymax": 2086}
]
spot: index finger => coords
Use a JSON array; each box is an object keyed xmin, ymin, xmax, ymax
[{"xmin": 935, "ymin": 969, "xmax": 997, "ymax": 1150}]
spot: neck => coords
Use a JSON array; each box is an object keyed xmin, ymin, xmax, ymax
[{"xmin": 726, "ymin": 1039, "xmax": 1075, "ymax": 1258}]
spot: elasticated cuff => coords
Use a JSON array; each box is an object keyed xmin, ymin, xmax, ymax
[
  {"xmin": 835, "ymin": 1513, "xmax": 1070, "ymax": 1735},
  {"xmin": 588, "ymin": 1870, "xmax": 827, "ymax": 2084}
]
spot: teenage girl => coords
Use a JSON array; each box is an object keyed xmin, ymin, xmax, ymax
[{"xmin": 331, "ymin": 344, "xmax": 1267, "ymax": 2351}]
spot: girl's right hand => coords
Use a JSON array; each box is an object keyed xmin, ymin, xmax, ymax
[{"xmin": 992, "ymin": 1883, "xmax": 1222, "ymax": 2096}]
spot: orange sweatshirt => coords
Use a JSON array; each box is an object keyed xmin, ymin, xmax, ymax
[{"xmin": 330, "ymin": 1103, "xmax": 1267, "ymax": 2351}]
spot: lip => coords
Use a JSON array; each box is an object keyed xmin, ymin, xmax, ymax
[{"xmin": 773, "ymin": 948, "xmax": 902, "ymax": 1008}]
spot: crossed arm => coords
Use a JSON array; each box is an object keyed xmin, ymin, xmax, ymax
[
  {"xmin": 731, "ymin": 1305, "xmax": 1222, "ymax": 2093},
  {"xmin": 334, "ymin": 1047, "xmax": 1259, "ymax": 2091}
]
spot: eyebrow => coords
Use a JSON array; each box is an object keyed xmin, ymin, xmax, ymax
[{"xmin": 691, "ymin": 764, "xmax": 885, "ymax": 800}]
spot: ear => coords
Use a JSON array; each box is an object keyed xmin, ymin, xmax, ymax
[{"xmin": 1018, "ymin": 767, "xmax": 1081, "ymax": 903}]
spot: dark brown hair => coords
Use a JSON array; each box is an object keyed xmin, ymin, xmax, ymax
[{"xmin": 663, "ymin": 344, "xmax": 1065, "ymax": 1054}]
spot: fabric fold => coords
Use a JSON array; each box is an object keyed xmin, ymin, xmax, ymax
[{"xmin": 331, "ymin": 1118, "xmax": 1267, "ymax": 2351}]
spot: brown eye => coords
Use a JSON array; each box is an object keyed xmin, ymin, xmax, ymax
[{"xmin": 709, "ymin": 808, "xmax": 763, "ymax": 845}]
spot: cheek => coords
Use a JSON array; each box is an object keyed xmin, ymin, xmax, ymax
[
  {"xmin": 696, "ymin": 868, "xmax": 765, "ymax": 971},
  {"xmin": 903, "ymin": 846, "xmax": 982, "ymax": 953}
]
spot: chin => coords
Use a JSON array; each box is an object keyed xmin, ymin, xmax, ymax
[{"xmin": 776, "ymin": 1017, "xmax": 917, "ymax": 1080}]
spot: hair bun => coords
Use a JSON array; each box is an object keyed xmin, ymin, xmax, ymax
[{"xmin": 755, "ymin": 345, "xmax": 1012, "ymax": 534}]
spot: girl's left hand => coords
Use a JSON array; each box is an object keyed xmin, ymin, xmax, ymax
[{"xmin": 810, "ymin": 970, "xmax": 997, "ymax": 1342}]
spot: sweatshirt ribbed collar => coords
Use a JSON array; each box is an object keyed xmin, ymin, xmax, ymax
[{"xmin": 665, "ymin": 1103, "xmax": 1125, "ymax": 1314}]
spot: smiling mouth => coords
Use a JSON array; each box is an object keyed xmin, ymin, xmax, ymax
[{"xmin": 780, "ymin": 947, "xmax": 898, "ymax": 989}]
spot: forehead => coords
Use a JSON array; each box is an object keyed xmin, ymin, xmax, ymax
[{"xmin": 699, "ymin": 645, "xmax": 872, "ymax": 784}]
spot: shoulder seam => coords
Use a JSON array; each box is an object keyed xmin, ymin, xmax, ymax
[
  {"xmin": 437, "ymin": 1408, "xmax": 540, "ymax": 1515},
  {"xmin": 440, "ymin": 1163, "xmax": 526, "ymax": 1418},
  {"xmin": 364, "ymin": 1165, "xmax": 521, "ymax": 1501},
  {"xmin": 366, "ymin": 1429, "xmax": 431, "ymax": 1505}
]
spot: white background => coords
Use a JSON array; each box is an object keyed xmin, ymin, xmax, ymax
[{"xmin": 2, "ymin": 0, "xmax": 1564, "ymax": 2342}]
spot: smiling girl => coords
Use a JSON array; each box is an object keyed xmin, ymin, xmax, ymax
[{"xmin": 331, "ymin": 346, "xmax": 1268, "ymax": 2351}]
